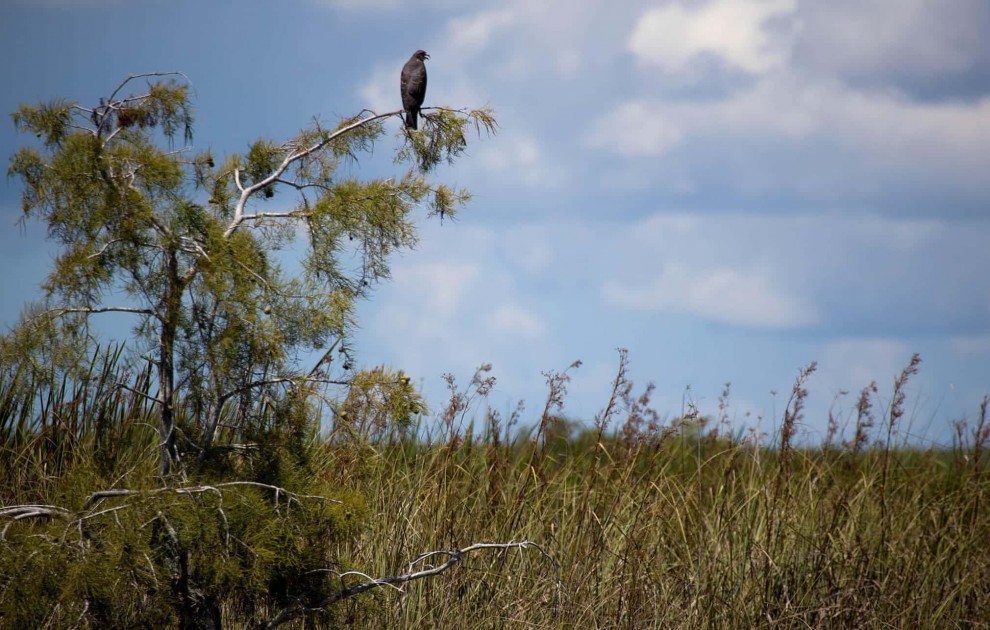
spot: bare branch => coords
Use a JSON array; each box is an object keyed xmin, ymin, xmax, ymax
[
  {"xmin": 0, "ymin": 505, "xmax": 73, "ymax": 540},
  {"xmin": 178, "ymin": 236, "xmax": 211, "ymax": 260},
  {"xmin": 87, "ymin": 239, "xmax": 127, "ymax": 260},
  {"xmin": 0, "ymin": 505, "xmax": 72, "ymax": 520},
  {"xmin": 258, "ymin": 540, "xmax": 560, "ymax": 629},
  {"xmin": 235, "ymin": 209, "xmax": 314, "ymax": 224},
  {"xmin": 47, "ymin": 306, "xmax": 155, "ymax": 317},
  {"xmin": 217, "ymin": 375, "xmax": 350, "ymax": 407},
  {"xmin": 224, "ymin": 109, "xmax": 403, "ymax": 238},
  {"xmin": 272, "ymin": 178, "xmax": 332, "ymax": 193},
  {"xmin": 82, "ymin": 481, "xmax": 341, "ymax": 510},
  {"xmin": 106, "ymin": 71, "xmax": 191, "ymax": 106}
]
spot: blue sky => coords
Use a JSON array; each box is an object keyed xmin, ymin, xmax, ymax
[{"xmin": 2, "ymin": 0, "xmax": 989, "ymax": 445}]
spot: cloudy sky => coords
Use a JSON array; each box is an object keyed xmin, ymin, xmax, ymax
[{"xmin": 2, "ymin": 0, "xmax": 988, "ymax": 444}]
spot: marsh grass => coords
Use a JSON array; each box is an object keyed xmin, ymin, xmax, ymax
[
  {"xmin": 339, "ymin": 354, "xmax": 990, "ymax": 628},
  {"xmin": 2, "ymin": 349, "xmax": 989, "ymax": 628}
]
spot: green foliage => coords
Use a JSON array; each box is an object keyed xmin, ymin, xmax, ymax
[
  {"xmin": 0, "ymin": 348, "xmax": 368, "ymax": 628},
  {"xmin": 4, "ymin": 343, "xmax": 990, "ymax": 628},
  {"xmin": 2, "ymin": 73, "xmax": 501, "ymax": 626},
  {"xmin": 11, "ymin": 98, "xmax": 73, "ymax": 147},
  {"xmin": 396, "ymin": 106, "xmax": 497, "ymax": 173},
  {"xmin": 334, "ymin": 367, "xmax": 426, "ymax": 442},
  {"xmin": 6, "ymin": 74, "xmax": 493, "ymax": 477}
]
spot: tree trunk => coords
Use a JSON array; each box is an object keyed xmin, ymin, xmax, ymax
[{"xmin": 158, "ymin": 248, "xmax": 182, "ymax": 479}]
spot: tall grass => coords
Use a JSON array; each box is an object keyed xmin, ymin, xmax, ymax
[
  {"xmin": 2, "ymin": 349, "xmax": 989, "ymax": 628},
  {"xmin": 335, "ymin": 357, "xmax": 990, "ymax": 628}
]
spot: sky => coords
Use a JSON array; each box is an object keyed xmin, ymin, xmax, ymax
[{"xmin": 1, "ymin": 0, "xmax": 989, "ymax": 445}]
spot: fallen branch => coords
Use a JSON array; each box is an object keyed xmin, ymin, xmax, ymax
[
  {"xmin": 258, "ymin": 540, "xmax": 560, "ymax": 629},
  {"xmin": 0, "ymin": 481, "xmax": 340, "ymax": 531},
  {"xmin": 83, "ymin": 481, "xmax": 341, "ymax": 509}
]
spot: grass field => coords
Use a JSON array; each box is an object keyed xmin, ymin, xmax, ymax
[{"xmin": 2, "ymin": 350, "xmax": 989, "ymax": 628}]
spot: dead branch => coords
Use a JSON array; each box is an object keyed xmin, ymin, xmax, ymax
[
  {"xmin": 82, "ymin": 481, "xmax": 341, "ymax": 509},
  {"xmin": 257, "ymin": 540, "xmax": 560, "ymax": 629},
  {"xmin": 0, "ymin": 481, "xmax": 340, "ymax": 530}
]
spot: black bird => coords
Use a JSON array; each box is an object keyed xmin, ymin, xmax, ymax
[{"xmin": 400, "ymin": 50, "xmax": 429, "ymax": 130}]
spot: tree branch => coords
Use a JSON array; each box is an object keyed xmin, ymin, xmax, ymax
[
  {"xmin": 106, "ymin": 71, "xmax": 191, "ymax": 106},
  {"xmin": 0, "ymin": 482, "xmax": 339, "ymax": 542},
  {"xmin": 234, "ymin": 209, "xmax": 314, "ymax": 224},
  {"xmin": 83, "ymin": 482, "xmax": 340, "ymax": 509},
  {"xmin": 258, "ymin": 540, "xmax": 560, "ymax": 629},
  {"xmin": 42, "ymin": 306, "xmax": 156, "ymax": 320},
  {"xmin": 224, "ymin": 109, "xmax": 403, "ymax": 238}
]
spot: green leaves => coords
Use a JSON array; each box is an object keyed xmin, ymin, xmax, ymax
[
  {"xmin": 397, "ymin": 106, "xmax": 497, "ymax": 173},
  {"xmin": 7, "ymin": 73, "xmax": 496, "ymax": 477},
  {"xmin": 246, "ymin": 139, "xmax": 280, "ymax": 197},
  {"xmin": 10, "ymin": 98, "xmax": 73, "ymax": 147}
]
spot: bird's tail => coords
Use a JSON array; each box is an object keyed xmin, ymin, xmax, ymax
[{"xmin": 405, "ymin": 110, "xmax": 418, "ymax": 130}]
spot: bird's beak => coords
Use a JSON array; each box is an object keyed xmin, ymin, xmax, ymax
[{"xmin": 425, "ymin": 53, "xmax": 431, "ymax": 60}]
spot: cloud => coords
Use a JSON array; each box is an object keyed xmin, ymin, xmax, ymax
[
  {"xmin": 488, "ymin": 302, "xmax": 545, "ymax": 339},
  {"xmin": 391, "ymin": 261, "xmax": 478, "ymax": 324},
  {"xmin": 361, "ymin": 223, "xmax": 556, "ymax": 398},
  {"xmin": 310, "ymin": 0, "xmax": 469, "ymax": 10},
  {"xmin": 498, "ymin": 225, "xmax": 555, "ymax": 276},
  {"xmin": 604, "ymin": 263, "xmax": 818, "ymax": 329},
  {"xmin": 311, "ymin": 0, "xmax": 400, "ymax": 8},
  {"xmin": 587, "ymin": 100, "xmax": 686, "ymax": 157},
  {"xmin": 819, "ymin": 338, "xmax": 912, "ymax": 395},
  {"xmin": 354, "ymin": 211, "xmax": 988, "ymax": 430},
  {"xmin": 445, "ymin": 8, "xmax": 518, "ymax": 56},
  {"xmin": 628, "ymin": 0, "xmax": 796, "ymax": 74},
  {"xmin": 357, "ymin": 67, "xmax": 397, "ymax": 114},
  {"xmin": 597, "ymin": 212, "xmax": 990, "ymax": 334},
  {"xmin": 587, "ymin": 72, "xmax": 990, "ymax": 209},
  {"xmin": 478, "ymin": 133, "xmax": 565, "ymax": 188},
  {"xmin": 791, "ymin": 0, "xmax": 990, "ymax": 100}
]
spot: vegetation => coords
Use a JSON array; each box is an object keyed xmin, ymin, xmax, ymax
[
  {"xmin": 5, "ymin": 72, "xmax": 492, "ymax": 478},
  {"xmin": 3, "ymin": 75, "xmax": 989, "ymax": 628},
  {"xmin": 3, "ymin": 346, "xmax": 988, "ymax": 627}
]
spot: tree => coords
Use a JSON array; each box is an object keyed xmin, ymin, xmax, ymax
[{"xmin": 6, "ymin": 71, "xmax": 496, "ymax": 478}]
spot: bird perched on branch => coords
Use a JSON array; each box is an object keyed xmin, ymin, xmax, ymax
[{"xmin": 400, "ymin": 49, "xmax": 429, "ymax": 130}]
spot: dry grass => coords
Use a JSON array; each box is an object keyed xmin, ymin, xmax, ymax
[
  {"xmin": 2, "ymin": 351, "xmax": 989, "ymax": 628},
  {"xmin": 327, "ymin": 356, "xmax": 990, "ymax": 629}
]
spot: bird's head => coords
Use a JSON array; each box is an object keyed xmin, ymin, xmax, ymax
[{"xmin": 414, "ymin": 49, "xmax": 430, "ymax": 61}]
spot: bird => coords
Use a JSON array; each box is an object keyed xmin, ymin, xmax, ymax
[{"xmin": 400, "ymin": 50, "xmax": 429, "ymax": 130}]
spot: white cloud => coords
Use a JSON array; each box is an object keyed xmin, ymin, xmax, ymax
[
  {"xmin": 819, "ymin": 338, "xmax": 912, "ymax": 395},
  {"xmin": 500, "ymin": 225, "xmax": 554, "ymax": 276},
  {"xmin": 587, "ymin": 100, "xmax": 685, "ymax": 156},
  {"xmin": 628, "ymin": 0, "xmax": 796, "ymax": 74},
  {"xmin": 392, "ymin": 262, "xmax": 478, "ymax": 321},
  {"xmin": 446, "ymin": 9, "xmax": 518, "ymax": 56},
  {"xmin": 793, "ymin": 0, "xmax": 987, "ymax": 82},
  {"xmin": 604, "ymin": 263, "xmax": 818, "ymax": 329},
  {"xmin": 589, "ymin": 71, "xmax": 990, "ymax": 189},
  {"xmin": 311, "ymin": 0, "xmax": 469, "ymax": 10},
  {"xmin": 354, "ymin": 212, "xmax": 988, "ymax": 430},
  {"xmin": 592, "ymin": 211, "xmax": 990, "ymax": 334},
  {"xmin": 361, "ymin": 223, "xmax": 556, "ymax": 398},
  {"xmin": 488, "ymin": 302, "xmax": 545, "ymax": 339},
  {"xmin": 357, "ymin": 67, "xmax": 396, "ymax": 114},
  {"xmin": 478, "ymin": 133, "xmax": 564, "ymax": 188}
]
